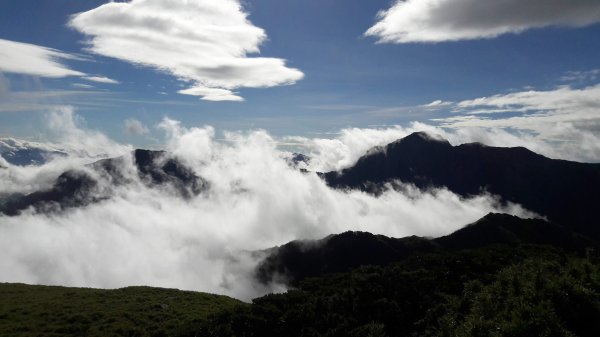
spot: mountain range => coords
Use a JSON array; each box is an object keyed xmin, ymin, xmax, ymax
[{"xmin": 3, "ymin": 131, "xmax": 599, "ymax": 240}]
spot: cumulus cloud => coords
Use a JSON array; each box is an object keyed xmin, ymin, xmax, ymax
[
  {"xmin": 123, "ymin": 118, "xmax": 150, "ymax": 136},
  {"xmin": 45, "ymin": 106, "xmax": 132, "ymax": 157},
  {"xmin": 0, "ymin": 113, "xmax": 535, "ymax": 300},
  {"xmin": 366, "ymin": 0, "xmax": 600, "ymax": 43},
  {"xmin": 69, "ymin": 0, "xmax": 304, "ymax": 101},
  {"xmin": 427, "ymin": 84, "xmax": 600, "ymax": 162}
]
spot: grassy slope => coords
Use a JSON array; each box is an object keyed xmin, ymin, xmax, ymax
[{"xmin": 0, "ymin": 283, "xmax": 244, "ymax": 337}]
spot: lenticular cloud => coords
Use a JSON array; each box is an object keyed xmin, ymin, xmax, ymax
[{"xmin": 0, "ymin": 112, "xmax": 533, "ymax": 300}]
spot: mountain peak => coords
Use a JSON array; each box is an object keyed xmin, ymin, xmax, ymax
[
  {"xmin": 393, "ymin": 131, "xmax": 451, "ymax": 148},
  {"xmin": 381, "ymin": 132, "xmax": 452, "ymax": 157}
]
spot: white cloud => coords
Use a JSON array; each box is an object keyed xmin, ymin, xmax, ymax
[
  {"xmin": 0, "ymin": 38, "xmax": 85, "ymax": 77},
  {"xmin": 0, "ymin": 38, "xmax": 118, "ymax": 86},
  {"xmin": 123, "ymin": 118, "xmax": 150, "ymax": 135},
  {"xmin": 421, "ymin": 99, "xmax": 454, "ymax": 110},
  {"xmin": 178, "ymin": 85, "xmax": 243, "ymax": 102},
  {"xmin": 44, "ymin": 106, "xmax": 132, "ymax": 158},
  {"xmin": 83, "ymin": 76, "xmax": 119, "ymax": 84},
  {"xmin": 366, "ymin": 0, "xmax": 600, "ymax": 43},
  {"xmin": 69, "ymin": 0, "xmax": 304, "ymax": 101}
]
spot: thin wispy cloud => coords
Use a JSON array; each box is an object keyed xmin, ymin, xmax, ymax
[
  {"xmin": 0, "ymin": 89, "xmax": 104, "ymax": 113},
  {"xmin": 69, "ymin": 0, "xmax": 304, "ymax": 102},
  {"xmin": 83, "ymin": 76, "xmax": 119, "ymax": 84},
  {"xmin": 366, "ymin": 0, "xmax": 600, "ymax": 43},
  {"xmin": 421, "ymin": 100, "xmax": 454, "ymax": 109},
  {"xmin": 72, "ymin": 83, "xmax": 95, "ymax": 89},
  {"xmin": 560, "ymin": 69, "xmax": 600, "ymax": 83},
  {"xmin": 123, "ymin": 118, "xmax": 150, "ymax": 136}
]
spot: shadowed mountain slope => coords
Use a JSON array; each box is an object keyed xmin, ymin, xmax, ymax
[
  {"xmin": 256, "ymin": 213, "xmax": 597, "ymax": 285},
  {"xmin": 256, "ymin": 232, "xmax": 436, "ymax": 285}
]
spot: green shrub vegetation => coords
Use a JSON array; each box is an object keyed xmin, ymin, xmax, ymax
[
  {"xmin": 428, "ymin": 258, "xmax": 600, "ymax": 337},
  {"xmin": 0, "ymin": 284, "xmax": 242, "ymax": 337}
]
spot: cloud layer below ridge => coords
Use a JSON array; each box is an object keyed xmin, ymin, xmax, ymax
[{"xmin": 0, "ymin": 109, "xmax": 534, "ymax": 300}]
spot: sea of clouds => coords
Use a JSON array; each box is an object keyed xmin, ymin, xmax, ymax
[{"xmin": 0, "ymin": 108, "xmax": 544, "ymax": 300}]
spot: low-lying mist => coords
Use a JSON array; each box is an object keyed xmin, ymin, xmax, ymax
[{"xmin": 0, "ymin": 109, "xmax": 536, "ymax": 300}]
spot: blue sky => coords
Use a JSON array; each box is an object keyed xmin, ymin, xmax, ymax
[{"xmin": 1, "ymin": 0, "xmax": 600, "ymax": 149}]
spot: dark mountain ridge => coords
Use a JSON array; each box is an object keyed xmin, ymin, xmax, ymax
[
  {"xmin": 257, "ymin": 213, "xmax": 597, "ymax": 285},
  {"xmin": 0, "ymin": 149, "xmax": 207, "ymax": 216},
  {"xmin": 324, "ymin": 132, "xmax": 600, "ymax": 239}
]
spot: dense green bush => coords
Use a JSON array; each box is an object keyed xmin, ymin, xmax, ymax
[
  {"xmin": 428, "ymin": 258, "xmax": 600, "ymax": 337},
  {"xmin": 188, "ymin": 245, "xmax": 600, "ymax": 337}
]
